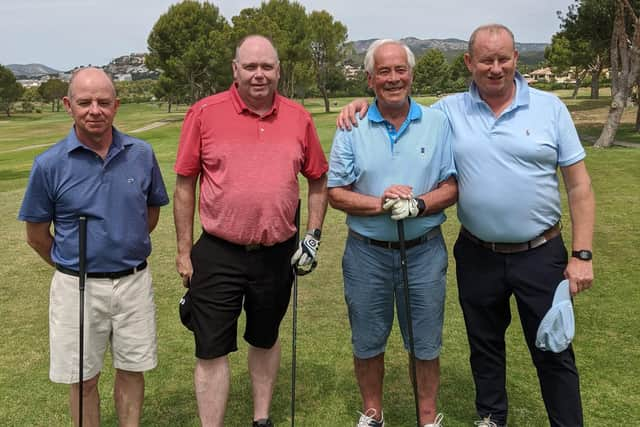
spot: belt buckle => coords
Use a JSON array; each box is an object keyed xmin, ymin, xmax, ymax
[{"xmin": 491, "ymin": 242, "xmax": 496, "ymax": 252}]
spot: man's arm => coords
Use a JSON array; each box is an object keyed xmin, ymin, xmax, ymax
[
  {"xmin": 560, "ymin": 160, "xmax": 595, "ymax": 296},
  {"xmin": 328, "ymin": 185, "xmax": 387, "ymax": 216},
  {"xmin": 147, "ymin": 206, "xmax": 161, "ymax": 233},
  {"xmin": 25, "ymin": 221, "xmax": 54, "ymax": 267},
  {"xmin": 174, "ymin": 174, "xmax": 198, "ymax": 287},
  {"xmin": 305, "ymin": 174, "xmax": 329, "ymax": 230},
  {"xmin": 336, "ymin": 98, "xmax": 370, "ymax": 130},
  {"xmin": 416, "ymin": 176, "xmax": 458, "ymax": 214}
]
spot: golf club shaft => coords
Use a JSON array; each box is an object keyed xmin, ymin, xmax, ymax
[
  {"xmin": 397, "ymin": 220, "xmax": 421, "ymax": 427},
  {"xmin": 78, "ymin": 216, "xmax": 87, "ymax": 427},
  {"xmin": 291, "ymin": 200, "xmax": 301, "ymax": 427}
]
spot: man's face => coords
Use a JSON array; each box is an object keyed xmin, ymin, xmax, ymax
[
  {"xmin": 367, "ymin": 43, "xmax": 412, "ymax": 110},
  {"xmin": 464, "ymin": 29, "xmax": 519, "ymax": 100},
  {"xmin": 63, "ymin": 69, "xmax": 119, "ymax": 142},
  {"xmin": 232, "ymin": 37, "xmax": 280, "ymax": 106}
]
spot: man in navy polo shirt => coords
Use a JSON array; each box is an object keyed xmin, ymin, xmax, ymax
[{"xmin": 18, "ymin": 67, "xmax": 169, "ymax": 427}]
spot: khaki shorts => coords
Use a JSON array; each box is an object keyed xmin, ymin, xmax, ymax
[{"xmin": 49, "ymin": 267, "xmax": 157, "ymax": 384}]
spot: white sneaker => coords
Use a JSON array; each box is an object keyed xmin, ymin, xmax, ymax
[
  {"xmin": 357, "ymin": 408, "xmax": 384, "ymax": 427},
  {"xmin": 474, "ymin": 415, "xmax": 498, "ymax": 427},
  {"xmin": 423, "ymin": 413, "xmax": 444, "ymax": 427}
]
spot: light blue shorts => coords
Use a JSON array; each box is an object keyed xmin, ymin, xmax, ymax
[{"xmin": 342, "ymin": 229, "xmax": 447, "ymax": 360}]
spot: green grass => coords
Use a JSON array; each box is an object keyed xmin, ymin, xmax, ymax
[{"xmin": 0, "ymin": 96, "xmax": 639, "ymax": 426}]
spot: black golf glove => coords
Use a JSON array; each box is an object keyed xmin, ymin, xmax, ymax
[{"xmin": 291, "ymin": 230, "xmax": 320, "ymax": 275}]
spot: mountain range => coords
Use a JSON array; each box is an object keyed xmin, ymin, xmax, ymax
[{"xmin": 6, "ymin": 37, "xmax": 548, "ymax": 78}]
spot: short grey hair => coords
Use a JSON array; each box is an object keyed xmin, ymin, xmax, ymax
[
  {"xmin": 364, "ymin": 39, "xmax": 415, "ymax": 74},
  {"xmin": 467, "ymin": 24, "xmax": 516, "ymax": 57}
]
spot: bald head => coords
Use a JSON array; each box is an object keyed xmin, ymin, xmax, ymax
[
  {"xmin": 234, "ymin": 35, "xmax": 279, "ymax": 63},
  {"xmin": 468, "ymin": 24, "xmax": 515, "ymax": 58},
  {"xmin": 68, "ymin": 67, "xmax": 116, "ymax": 99}
]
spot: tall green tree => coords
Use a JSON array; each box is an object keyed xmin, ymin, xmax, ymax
[
  {"xmin": 595, "ymin": 0, "xmax": 640, "ymax": 147},
  {"xmin": 232, "ymin": 0, "xmax": 310, "ymax": 98},
  {"xmin": 0, "ymin": 65, "xmax": 23, "ymax": 117},
  {"xmin": 306, "ymin": 10, "xmax": 348, "ymax": 112},
  {"xmin": 545, "ymin": 33, "xmax": 592, "ymax": 98},
  {"xmin": 147, "ymin": 1, "xmax": 233, "ymax": 104},
  {"xmin": 38, "ymin": 79, "xmax": 68, "ymax": 112},
  {"xmin": 413, "ymin": 49, "xmax": 450, "ymax": 95},
  {"xmin": 556, "ymin": 0, "xmax": 614, "ymax": 99},
  {"xmin": 449, "ymin": 52, "xmax": 471, "ymax": 92}
]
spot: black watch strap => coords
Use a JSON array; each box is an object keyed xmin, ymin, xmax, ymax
[
  {"xmin": 415, "ymin": 198, "xmax": 426, "ymax": 216},
  {"xmin": 308, "ymin": 228, "xmax": 321, "ymax": 239},
  {"xmin": 571, "ymin": 249, "xmax": 592, "ymax": 261}
]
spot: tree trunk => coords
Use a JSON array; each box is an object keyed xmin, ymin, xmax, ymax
[
  {"xmin": 321, "ymin": 87, "xmax": 330, "ymax": 113},
  {"xmin": 167, "ymin": 99, "xmax": 172, "ymax": 113},
  {"xmin": 572, "ymin": 77, "xmax": 582, "ymax": 99},
  {"xmin": 635, "ymin": 101, "xmax": 640, "ymax": 132},
  {"xmin": 595, "ymin": 92, "xmax": 626, "ymax": 147},
  {"xmin": 590, "ymin": 69, "xmax": 600, "ymax": 99}
]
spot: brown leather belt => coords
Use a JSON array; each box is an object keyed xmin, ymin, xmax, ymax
[
  {"xmin": 349, "ymin": 227, "xmax": 441, "ymax": 250},
  {"xmin": 460, "ymin": 223, "xmax": 561, "ymax": 254}
]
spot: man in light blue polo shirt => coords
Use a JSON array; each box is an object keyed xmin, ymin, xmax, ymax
[
  {"xmin": 328, "ymin": 39, "xmax": 457, "ymax": 427},
  {"xmin": 18, "ymin": 67, "xmax": 169, "ymax": 426},
  {"xmin": 337, "ymin": 24, "xmax": 595, "ymax": 427}
]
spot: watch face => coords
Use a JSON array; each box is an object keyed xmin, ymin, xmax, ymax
[
  {"xmin": 573, "ymin": 250, "xmax": 592, "ymax": 260},
  {"xmin": 311, "ymin": 229, "xmax": 321, "ymax": 239}
]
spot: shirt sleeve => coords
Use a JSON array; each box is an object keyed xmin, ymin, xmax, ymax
[
  {"xmin": 327, "ymin": 128, "xmax": 357, "ymax": 188},
  {"xmin": 174, "ymin": 106, "xmax": 203, "ymax": 176},
  {"xmin": 437, "ymin": 113, "xmax": 457, "ymax": 182},
  {"xmin": 18, "ymin": 159, "xmax": 54, "ymax": 222},
  {"xmin": 148, "ymin": 152, "xmax": 170, "ymax": 206},
  {"xmin": 556, "ymin": 100, "xmax": 585, "ymax": 167},
  {"xmin": 301, "ymin": 113, "xmax": 328, "ymax": 180}
]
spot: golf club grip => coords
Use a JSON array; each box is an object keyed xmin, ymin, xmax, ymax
[
  {"xmin": 291, "ymin": 199, "xmax": 300, "ymax": 427},
  {"xmin": 397, "ymin": 220, "xmax": 421, "ymax": 427}
]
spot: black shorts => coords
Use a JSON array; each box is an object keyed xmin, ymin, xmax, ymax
[{"xmin": 189, "ymin": 231, "xmax": 296, "ymax": 359}]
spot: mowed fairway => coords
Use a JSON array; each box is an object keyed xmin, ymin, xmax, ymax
[{"xmin": 0, "ymin": 93, "xmax": 638, "ymax": 426}]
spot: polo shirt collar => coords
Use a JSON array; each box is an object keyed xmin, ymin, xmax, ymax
[
  {"xmin": 64, "ymin": 126, "xmax": 129, "ymax": 154},
  {"xmin": 367, "ymin": 97, "xmax": 422, "ymax": 123},
  {"xmin": 229, "ymin": 83, "xmax": 280, "ymax": 117},
  {"xmin": 468, "ymin": 71, "xmax": 530, "ymax": 109}
]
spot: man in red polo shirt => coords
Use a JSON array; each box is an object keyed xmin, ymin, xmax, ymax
[{"xmin": 173, "ymin": 35, "xmax": 328, "ymax": 427}]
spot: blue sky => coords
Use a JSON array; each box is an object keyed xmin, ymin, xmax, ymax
[{"xmin": 0, "ymin": 0, "xmax": 574, "ymax": 70}]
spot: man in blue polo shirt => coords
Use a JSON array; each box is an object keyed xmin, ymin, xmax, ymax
[
  {"xmin": 18, "ymin": 67, "xmax": 169, "ymax": 427},
  {"xmin": 328, "ymin": 39, "xmax": 457, "ymax": 427},
  {"xmin": 337, "ymin": 24, "xmax": 595, "ymax": 427}
]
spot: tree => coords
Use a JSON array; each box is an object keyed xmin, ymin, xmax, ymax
[
  {"xmin": 449, "ymin": 53, "xmax": 471, "ymax": 92},
  {"xmin": 38, "ymin": 79, "xmax": 68, "ymax": 112},
  {"xmin": 147, "ymin": 1, "xmax": 233, "ymax": 104},
  {"xmin": 0, "ymin": 65, "xmax": 24, "ymax": 117},
  {"xmin": 232, "ymin": 0, "xmax": 310, "ymax": 98},
  {"xmin": 595, "ymin": 0, "xmax": 640, "ymax": 147},
  {"xmin": 556, "ymin": 0, "xmax": 614, "ymax": 99},
  {"xmin": 545, "ymin": 33, "xmax": 592, "ymax": 98},
  {"xmin": 413, "ymin": 49, "xmax": 450, "ymax": 95},
  {"xmin": 306, "ymin": 10, "xmax": 348, "ymax": 112}
]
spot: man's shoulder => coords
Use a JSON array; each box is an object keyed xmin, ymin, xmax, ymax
[
  {"xmin": 33, "ymin": 134, "xmax": 73, "ymax": 167},
  {"xmin": 191, "ymin": 90, "xmax": 233, "ymax": 113},
  {"xmin": 527, "ymin": 85, "xmax": 564, "ymax": 105},
  {"xmin": 276, "ymin": 95, "xmax": 312, "ymax": 119}
]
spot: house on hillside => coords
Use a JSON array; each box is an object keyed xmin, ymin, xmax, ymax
[{"xmin": 530, "ymin": 67, "xmax": 554, "ymax": 82}]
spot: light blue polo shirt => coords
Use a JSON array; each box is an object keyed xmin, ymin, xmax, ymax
[
  {"xmin": 432, "ymin": 72, "xmax": 585, "ymax": 242},
  {"xmin": 328, "ymin": 99, "xmax": 456, "ymax": 241},
  {"xmin": 18, "ymin": 127, "xmax": 169, "ymax": 271}
]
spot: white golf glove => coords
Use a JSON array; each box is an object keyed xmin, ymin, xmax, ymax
[
  {"xmin": 291, "ymin": 230, "xmax": 320, "ymax": 275},
  {"xmin": 383, "ymin": 197, "xmax": 420, "ymax": 221}
]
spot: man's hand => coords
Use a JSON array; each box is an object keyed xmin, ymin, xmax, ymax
[
  {"xmin": 176, "ymin": 252, "xmax": 193, "ymax": 288},
  {"xmin": 383, "ymin": 198, "xmax": 420, "ymax": 220},
  {"xmin": 291, "ymin": 231, "xmax": 320, "ymax": 275},
  {"xmin": 336, "ymin": 98, "xmax": 370, "ymax": 130},
  {"xmin": 564, "ymin": 257, "xmax": 593, "ymax": 296}
]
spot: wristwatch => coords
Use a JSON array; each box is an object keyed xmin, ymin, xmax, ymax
[
  {"xmin": 308, "ymin": 229, "xmax": 322, "ymax": 239},
  {"xmin": 415, "ymin": 198, "xmax": 427, "ymax": 216},
  {"xmin": 571, "ymin": 249, "xmax": 592, "ymax": 261}
]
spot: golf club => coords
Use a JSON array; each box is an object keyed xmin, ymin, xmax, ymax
[
  {"xmin": 291, "ymin": 199, "xmax": 301, "ymax": 427},
  {"xmin": 397, "ymin": 219, "xmax": 421, "ymax": 427},
  {"xmin": 78, "ymin": 215, "xmax": 87, "ymax": 427}
]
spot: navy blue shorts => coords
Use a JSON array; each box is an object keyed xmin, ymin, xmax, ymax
[{"xmin": 189, "ymin": 231, "xmax": 296, "ymax": 359}]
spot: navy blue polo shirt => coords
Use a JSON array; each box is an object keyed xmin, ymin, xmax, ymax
[{"xmin": 18, "ymin": 127, "xmax": 169, "ymax": 272}]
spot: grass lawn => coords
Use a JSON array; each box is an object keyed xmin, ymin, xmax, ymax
[{"xmin": 0, "ymin": 93, "xmax": 638, "ymax": 426}]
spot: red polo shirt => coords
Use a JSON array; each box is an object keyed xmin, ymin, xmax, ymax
[{"xmin": 175, "ymin": 84, "xmax": 328, "ymax": 245}]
